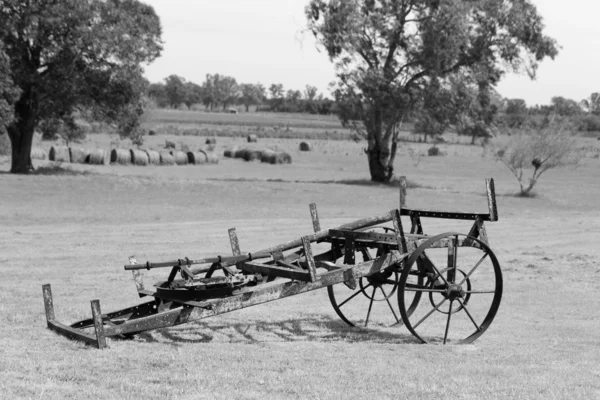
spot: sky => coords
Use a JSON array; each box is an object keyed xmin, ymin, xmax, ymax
[{"xmin": 142, "ymin": 0, "xmax": 600, "ymax": 107}]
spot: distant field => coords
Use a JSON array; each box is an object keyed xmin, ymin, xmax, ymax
[{"xmin": 146, "ymin": 109, "xmax": 346, "ymax": 129}]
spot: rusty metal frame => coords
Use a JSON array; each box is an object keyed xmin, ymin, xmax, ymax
[{"xmin": 42, "ymin": 178, "xmax": 499, "ymax": 349}]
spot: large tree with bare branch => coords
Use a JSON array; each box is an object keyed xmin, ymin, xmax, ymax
[
  {"xmin": 0, "ymin": 0, "xmax": 162, "ymax": 173},
  {"xmin": 306, "ymin": 0, "xmax": 558, "ymax": 182}
]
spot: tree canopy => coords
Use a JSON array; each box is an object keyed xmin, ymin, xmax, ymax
[
  {"xmin": 0, "ymin": 0, "xmax": 163, "ymax": 173},
  {"xmin": 307, "ymin": 0, "xmax": 558, "ymax": 182}
]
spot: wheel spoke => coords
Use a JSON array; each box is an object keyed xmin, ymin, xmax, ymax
[
  {"xmin": 380, "ymin": 286, "xmax": 400, "ymax": 323},
  {"xmin": 413, "ymin": 298, "xmax": 448, "ymax": 329},
  {"xmin": 404, "ymin": 285, "xmax": 445, "ymax": 293},
  {"xmin": 456, "ymin": 298, "xmax": 481, "ymax": 332},
  {"xmin": 338, "ymin": 283, "xmax": 372, "ymax": 308},
  {"xmin": 364, "ymin": 287, "xmax": 376, "ymax": 327},
  {"xmin": 463, "ymin": 290, "xmax": 495, "ymax": 294},
  {"xmin": 443, "ymin": 300, "xmax": 454, "ymax": 344},
  {"xmin": 384, "ymin": 279, "xmax": 397, "ymax": 285},
  {"xmin": 458, "ymin": 253, "xmax": 489, "ymax": 286},
  {"xmin": 447, "ymin": 235, "xmax": 457, "ymax": 283}
]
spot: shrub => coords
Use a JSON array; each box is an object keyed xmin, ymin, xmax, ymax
[
  {"xmin": 427, "ymin": 146, "xmax": 440, "ymax": 156},
  {"xmin": 492, "ymin": 117, "xmax": 579, "ymax": 195}
]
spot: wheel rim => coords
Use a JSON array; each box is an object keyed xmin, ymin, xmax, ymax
[
  {"xmin": 398, "ymin": 233, "xmax": 502, "ymax": 344},
  {"xmin": 327, "ymin": 227, "xmax": 422, "ymax": 328}
]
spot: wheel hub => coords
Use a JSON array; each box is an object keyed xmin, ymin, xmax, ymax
[{"xmin": 446, "ymin": 284, "xmax": 465, "ymax": 300}]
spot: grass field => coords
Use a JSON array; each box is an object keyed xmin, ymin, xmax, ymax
[{"xmin": 1, "ymin": 131, "xmax": 600, "ymax": 399}]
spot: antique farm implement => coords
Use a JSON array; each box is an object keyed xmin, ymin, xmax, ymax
[{"xmin": 42, "ymin": 177, "xmax": 502, "ymax": 348}]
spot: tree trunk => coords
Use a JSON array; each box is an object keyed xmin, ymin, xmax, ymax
[
  {"xmin": 7, "ymin": 89, "xmax": 37, "ymax": 174},
  {"xmin": 366, "ymin": 143, "xmax": 394, "ymax": 182},
  {"xmin": 8, "ymin": 124, "xmax": 34, "ymax": 173}
]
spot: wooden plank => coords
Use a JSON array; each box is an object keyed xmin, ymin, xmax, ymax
[
  {"xmin": 343, "ymin": 237, "xmax": 355, "ymax": 264},
  {"xmin": 128, "ymin": 256, "xmax": 146, "ymax": 297},
  {"xmin": 309, "ymin": 203, "xmax": 320, "ymax": 232},
  {"xmin": 228, "ymin": 228, "xmax": 241, "ymax": 256},
  {"xmin": 47, "ymin": 320, "xmax": 99, "ymax": 346},
  {"xmin": 275, "ymin": 260, "xmax": 304, "ymax": 271},
  {"xmin": 42, "ymin": 284, "xmax": 55, "ymax": 323},
  {"xmin": 486, "ymin": 178, "xmax": 498, "ymax": 221},
  {"xmin": 301, "ymin": 236, "xmax": 317, "ymax": 282},
  {"xmin": 391, "ymin": 209, "xmax": 408, "ymax": 253},
  {"xmin": 402, "ymin": 209, "xmax": 491, "ymax": 221},
  {"xmin": 124, "ymin": 213, "xmax": 394, "ymax": 272},
  {"xmin": 90, "ymin": 300, "xmax": 107, "ymax": 349},
  {"xmin": 399, "ymin": 176, "xmax": 407, "ymax": 209},
  {"xmin": 240, "ymin": 262, "xmax": 313, "ymax": 282}
]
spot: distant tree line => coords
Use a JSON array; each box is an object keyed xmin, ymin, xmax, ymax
[
  {"xmin": 498, "ymin": 93, "xmax": 600, "ymax": 132},
  {"xmin": 147, "ymin": 74, "xmax": 336, "ymax": 115}
]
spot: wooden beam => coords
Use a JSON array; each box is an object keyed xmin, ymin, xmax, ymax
[
  {"xmin": 90, "ymin": 300, "xmax": 107, "ymax": 349},
  {"xmin": 301, "ymin": 236, "xmax": 318, "ymax": 282},
  {"xmin": 240, "ymin": 262, "xmax": 313, "ymax": 282},
  {"xmin": 486, "ymin": 178, "xmax": 498, "ymax": 221},
  {"xmin": 309, "ymin": 203, "xmax": 320, "ymax": 232}
]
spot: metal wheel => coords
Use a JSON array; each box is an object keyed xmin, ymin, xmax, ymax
[
  {"xmin": 327, "ymin": 227, "xmax": 422, "ymax": 328},
  {"xmin": 398, "ymin": 232, "xmax": 502, "ymax": 344}
]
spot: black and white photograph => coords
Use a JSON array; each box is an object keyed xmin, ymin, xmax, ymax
[{"xmin": 1, "ymin": 0, "xmax": 599, "ymax": 398}]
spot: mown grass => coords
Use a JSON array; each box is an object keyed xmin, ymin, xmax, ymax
[{"xmin": 1, "ymin": 136, "xmax": 599, "ymax": 399}]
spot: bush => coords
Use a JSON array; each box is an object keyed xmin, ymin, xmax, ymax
[
  {"xmin": 577, "ymin": 114, "xmax": 600, "ymax": 132},
  {"xmin": 427, "ymin": 146, "xmax": 440, "ymax": 156},
  {"xmin": 492, "ymin": 117, "xmax": 579, "ymax": 195}
]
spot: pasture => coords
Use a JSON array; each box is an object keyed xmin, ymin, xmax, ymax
[{"xmin": 1, "ymin": 128, "xmax": 599, "ymax": 399}]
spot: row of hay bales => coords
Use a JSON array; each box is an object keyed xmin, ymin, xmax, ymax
[
  {"xmin": 223, "ymin": 147, "xmax": 292, "ymax": 164},
  {"xmin": 39, "ymin": 146, "xmax": 219, "ymax": 166}
]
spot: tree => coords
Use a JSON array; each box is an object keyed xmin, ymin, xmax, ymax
[
  {"xmin": 0, "ymin": 47, "xmax": 19, "ymax": 136},
  {"xmin": 493, "ymin": 117, "xmax": 579, "ymax": 196},
  {"xmin": 304, "ymin": 85, "xmax": 319, "ymax": 102},
  {"xmin": 202, "ymin": 74, "xmax": 238, "ymax": 110},
  {"xmin": 269, "ymin": 84, "xmax": 284, "ymax": 99},
  {"xmin": 581, "ymin": 93, "xmax": 600, "ymax": 115},
  {"xmin": 550, "ymin": 96, "xmax": 582, "ymax": 117},
  {"xmin": 306, "ymin": 0, "xmax": 558, "ymax": 182},
  {"xmin": 164, "ymin": 75, "xmax": 188, "ymax": 109},
  {"xmin": 0, "ymin": 0, "xmax": 162, "ymax": 173},
  {"xmin": 148, "ymin": 82, "xmax": 168, "ymax": 108},
  {"xmin": 412, "ymin": 78, "xmax": 456, "ymax": 141},
  {"xmin": 239, "ymin": 83, "xmax": 263, "ymax": 112},
  {"xmin": 183, "ymin": 82, "xmax": 203, "ymax": 109},
  {"xmin": 505, "ymin": 99, "xmax": 528, "ymax": 115}
]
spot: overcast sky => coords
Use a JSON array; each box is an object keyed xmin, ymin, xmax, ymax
[{"xmin": 142, "ymin": 0, "xmax": 599, "ymax": 106}]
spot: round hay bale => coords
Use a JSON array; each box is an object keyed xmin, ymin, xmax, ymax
[
  {"xmin": 260, "ymin": 149, "xmax": 277, "ymax": 163},
  {"xmin": 205, "ymin": 137, "xmax": 217, "ymax": 145},
  {"xmin": 159, "ymin": 151, "xmax": 175, "ymax": 165},
  {"xmin": 130, "ymin": 149, "xmax": 149, "ymax": 166},
  {"xmin": 110, "ymin": 148, "xmax": 131, "ymax": 165},
  {"xmin": 239, "ymin": 148, "xmax": 262, "ymax": 161},
  {"xmin": 30, "ymin": 147, "xmax": 47, "ymax": 160},
  {"xmin": 247, "ymin": 134, "xmax": 258, "ymax": 143},
  {"xmin": 69, "ymin": 147, "xmax": 91, "ymax": 164},
  {"xmin": 201, "ymin": 150, "xmax": 219, "ymax": 164},
  {"xmin": 170, "ymin": 150, "xmax": 188, "ymax": 165},
  {"xmin": 88, "ymin": 149, "xmax": 109, "ymax": 165},
  {"xmin": 187, "ymin": 151, "xmax": 207, "ymax": 165},
  {"xmin": 299, "ymin": 141, "xmax": 312, "ymax": 151},
  {"xmin": 145, "ymin": 149, "xmax": 161, "ymax": 165},
  {"xmin": 263, "ymin": 151, "xmax": 292, "ymax": 165},
  {"xmin": 49, "ymin": 146, "xmax": 70, "ymax": 162},
  {"xmin": 223, "ymin": 147, "xmax": 238, "ymax": 158}
]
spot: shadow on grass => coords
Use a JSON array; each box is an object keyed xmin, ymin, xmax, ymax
[
  {"xmin": 131, "ymin": 315, "xmax": 419, "ymax": 346},
  {"xmin": 31, "ymin": 164, "xmax": 94, "ymax": 176},
  {"xmin": 207, "ymin": 177, "xmax": 433, "ymax": 190}
]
